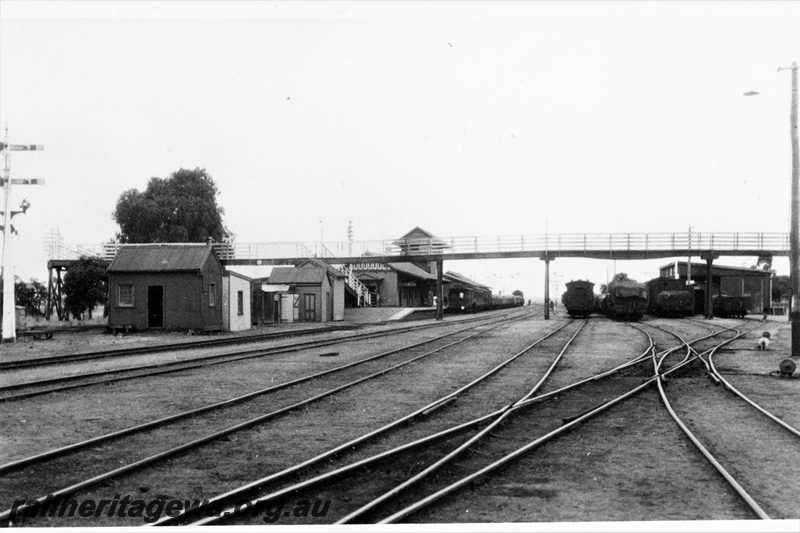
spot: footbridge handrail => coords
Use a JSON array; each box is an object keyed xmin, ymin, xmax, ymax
[{"xmin": 50, "ymin": 232, "xmax": 790, "ymax": 262}]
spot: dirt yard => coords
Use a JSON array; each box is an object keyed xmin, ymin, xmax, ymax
[{"xmin": 1, "ymin": 313, "xmax": 797, "ymax": 528}]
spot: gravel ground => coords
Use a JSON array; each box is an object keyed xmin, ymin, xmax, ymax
[{"xmin": 1, "ymin": 311, "xmax": 798, "ymax": 528}]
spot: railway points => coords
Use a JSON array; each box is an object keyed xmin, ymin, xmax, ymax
[{"xmin": 2, "ymin": 310, "xmax": 797, "ymax": 526}]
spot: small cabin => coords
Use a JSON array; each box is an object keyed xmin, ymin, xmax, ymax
[{"xmin": 107, "ymin": 244, "xmax": 224, "ymax": 332}]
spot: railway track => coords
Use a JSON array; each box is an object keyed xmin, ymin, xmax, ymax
[
  {"xmin": 0, "ymin": 313, "xmax": 519, "ymax": 402},
  {"xmin": 656, "ymin": 323, "xmax": 800, "ymax": 520},
  {"xmin": 0, "ymin": 324, "xmax": 367, "ymax": 371},
  {"xmin": 175, "ymin": 319, "xmax": 766, "ymax": 525},
  {"xmin": 5, "ymin": 315, "xmax": 791, "ymax": 525},
  {"xmin": 151, "ymin": 318, "xmax": 667, "ymax": 525},
  {"xmin": 1, "ymin": 310, "xmax": 539, "ymax": 526}
]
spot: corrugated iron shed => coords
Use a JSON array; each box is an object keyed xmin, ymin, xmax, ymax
[{"xmin": 107, "ymin": 244, "xmax": 217, "ymax": 272}]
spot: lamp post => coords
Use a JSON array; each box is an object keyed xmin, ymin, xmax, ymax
[
  {"xmin": 780, "ymin": 62, "xmax": 800, "ymax": 356},
  {"xmin": 746, "ymin": 62, "xmax": 798, "ymax": 356}
]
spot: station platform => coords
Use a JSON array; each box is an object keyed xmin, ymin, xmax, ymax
[{"xmin": 344, "ymin": 306, "xmax": 437, "ymax": 323}]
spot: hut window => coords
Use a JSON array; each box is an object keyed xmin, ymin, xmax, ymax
[
  {"xmin": 118, "ymin": 284, "xmax": 134, "ymax": 307},
  {"xmin": 237, "ymin": 291, "xmax": 244, "ymax": 315},
  {"xmin": 209, "ymin": 283, "xmax": 216, "ymax": 307}
]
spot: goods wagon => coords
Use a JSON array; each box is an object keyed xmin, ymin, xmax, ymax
[
  {"xmin": 654, "ymin": 290, "xmax": 694, "ymax": 317},
  {"xmin": 713, "ymin": 295, "xmax": 751, "ymax": 318},
  {"xmin": 606, "ymin": 280, "xmax": 648, "ymax": 321},
  {"xmin": 561, "ymin": 280, "xmax": 595, "ymax": 318},
  {"xmin": 492, "ymin": 294, "xmax": 525, "ymax": 309}
]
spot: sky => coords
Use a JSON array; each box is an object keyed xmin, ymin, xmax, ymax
[{"xmin": 1, "ymin": 1, "xmax": 798, "ymax": 300}]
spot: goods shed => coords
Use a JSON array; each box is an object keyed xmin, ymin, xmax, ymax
[
  {"xmin": 107, "ymin": 244, "xmax": 224, "ymax": 332},
  {"xmin": 659, "ymin": 261, "xmax": 773, "ymax": 314}
]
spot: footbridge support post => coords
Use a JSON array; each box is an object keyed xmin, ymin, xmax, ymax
[
  {"xmin": 541, "ymin": 254, "xmax": 553, "ymax": 320},
  {"xmin": 436, "ymin": 259, "xmax": 443, "ymax": 321},
  {"xmin": 702, "ymin": 253, "xmax": 718, "ymax": 319}
]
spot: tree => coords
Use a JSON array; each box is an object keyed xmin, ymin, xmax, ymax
[
  {"xmin": 63, "ymin": 256, "xmax": 108, "ymax": 320},
  {"xmin": 113, "ymin": 168, "xmax": 232, "ymax": 243},
  {"xmin": 772, "ymin": 275, "xmax": 791, "ymax": 303},
  {"xmin": 754, "ymin": 255, "xmax": 773, "ymax": 271},
  {"xmin": 612, "ymin": 273, "xmax": 631, "ymax": 283},
  {"xmin": 15, "ymin": 278, "xmax": 47, "ymax": 316}
]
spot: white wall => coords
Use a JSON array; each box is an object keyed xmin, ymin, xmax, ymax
[{"xmin": 223, "ymin": 274, "xmax": 252, "ymax": 332}]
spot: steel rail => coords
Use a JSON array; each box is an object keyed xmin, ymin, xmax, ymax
[
  {"xmin": 0, "ymin": 324, "xmax": 363, "ymax": 370},
  {"xmin": 706, "ymin": 343, "xmax": 800, "ymax": 439},
  {"xmin": 186, "ymin": 320, "xmax": 761, "ymax": 526},
  {"xmin": 336, "ymin": 319, "xmax": 590, "ymax": 524},
  {"xmin": 152, "ymin": 319, "xmax": 580, "ymax": 526},
  {"xmin": 378, "ymin": 367, "xmax": 661, "ymax": 523},
  {"xmin": 184, "ymin": 321, "xmax": 663, "ymax": 526},
  {"xmin": 653, "ymin": 333, "xmax": 772, "ymax": 520},
  {"xmin": 366, "ymin": 323, "xmax": 755, "ymax": 524},
  {"xmin": 0, "ymin": 314, "xmax": 523, "ymax": 475},
  {"xmin": 0, "ymin": 313, "xmax": 532, "ymax": 525},
  {"xmin": 0, "ymin": 312, "xmax": 521, "ymax": 401}
]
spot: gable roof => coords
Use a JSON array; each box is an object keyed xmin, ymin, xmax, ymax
[
  {"xmin": 396, "ymin": 226, "xmax": 438, "ymax": 241},
  {"xmin": 393, "ymin": 227, "xmax": 450, "ymax": 253},
  {"xmin": 297, "ymin": 258, "xmax": 346, "ymax": 279},
  {"xmin": 268, "ymin": 266, "xmax": 328, "ymax": 284},
  {"xmin": 107, "ymin": 244, "xmax": 219, "ymax": 273}
]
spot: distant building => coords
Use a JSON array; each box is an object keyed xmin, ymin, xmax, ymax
[
  {"xmin": 352, "ymin": 227, "xmax": 447, "ymax": 307},
  {"xmin": 659, "ymin": 261, "xmax": 773, "ymax": 314},
  {"xmin": 107, "ymin": 244, "xmax": 224, "ymax": 332},
  {"xmin": 266, "ymin": 265, "xmax": 328, "ymax": 323}
]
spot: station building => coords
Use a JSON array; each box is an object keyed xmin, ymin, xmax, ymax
[
  {"xmin": 659, "ymin": 261, "xmax": 773, "ymax": 314},
  {"xmin": 351, "ymin": 227, "xmax": 447, "ymax": 307}
]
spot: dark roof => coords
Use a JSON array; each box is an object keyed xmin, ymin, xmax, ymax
[
  {"xmin": 444, "ymin": 271, "xmax": 492, "ymax": 290},
  {"xmin": 393, "ymin": 227, "xmax": 449, "ymax": 251},
  {"xmin": 297, "ymin": 258, "xmax": 346, "ymax": 279},
  {"xmin": 390, "ymin": 262, "xmax": 438, "ymax": 280},
  {"xmin": 660, "ymin": 261, "xmax": 773, "ymax": 277},
  {"xmin": 396, "ymin": 226, "xmax": 438, "ymax": 241},
  {"xmin": 268, "ymin": 267, "xmax": 328, "ymax": 284},
  {"xmin": 107, "ymin": 244, "xmax": 217, "ymax": 273},
  {"xmin": 225, "ymin": 270, "xmax": 252, "ymax": 282}
]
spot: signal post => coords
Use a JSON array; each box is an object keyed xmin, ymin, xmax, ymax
[{"xmin": 1, "ymin": 126, "xmax": 45, "ymax": 342}]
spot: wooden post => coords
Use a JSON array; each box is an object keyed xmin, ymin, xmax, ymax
[
  {"xmin": 543, "ymin": 256, "xmax": 551, "ymax": 320},
  {"xmin": 436, "ymin": 259, "xmax": 443, "ymax": 321},
  {"xmin": 705, "ymin": 255, "xmax": 714, "ymax": 319}
]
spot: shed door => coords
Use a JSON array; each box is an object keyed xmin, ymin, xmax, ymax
[
  {"xmin": 147, "ymin": 286, "xmax": 164, "ymax": 328},
  {"xmin": 303, "ymin": 294, "xmax": 316, "ymax": 322}
]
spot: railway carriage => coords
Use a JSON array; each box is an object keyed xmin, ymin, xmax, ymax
[
  {"xmin": 492, "ymin": 294, "xmax": 525, "ymax": 309},
  {"xmin": 561, "ymin": 280, "xmax": 595, "ymax": 318},
  {"xmin": 446, "ymin": 287, "xmax": 491, "ymax": 312}
]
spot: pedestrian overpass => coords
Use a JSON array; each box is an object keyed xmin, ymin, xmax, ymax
[{"xmin": 48, "ymin": 231, "xmax": 790, "ymax": 320}]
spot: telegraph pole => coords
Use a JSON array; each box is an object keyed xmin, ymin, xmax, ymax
[
  {"xmin": 1, "ymin": 125, "xmax": 45, "ymax": 342},
  {"xmin": 778, "ymin": 62, "xmax": 799, "ymax": 356}
]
